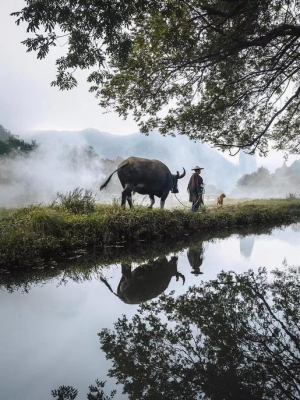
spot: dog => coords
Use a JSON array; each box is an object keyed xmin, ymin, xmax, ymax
[{"xmin": 217, "ymin": 193, "xmax": 226, "ymax": 208}]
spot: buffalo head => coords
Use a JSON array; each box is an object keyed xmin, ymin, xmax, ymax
[{"xmin": 171, "ymin": 168, "xmax": 186, "ymax": 194}]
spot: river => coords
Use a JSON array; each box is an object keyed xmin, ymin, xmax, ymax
[{"xmin": 1, "ymin": 223, "xmax": 300, "ymax": 400}]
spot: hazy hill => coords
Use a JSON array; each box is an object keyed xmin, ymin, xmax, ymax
[
  {"xmin": 24, "ymin": 128, "xmax": 240, "ymax": 191},
  {"xmin": 290, "ymin": 160, "xmax": 300, "ymax": 173},
  {"xmin": 0, "ymin": 125, "xmax": 10, "ymax": 141}
]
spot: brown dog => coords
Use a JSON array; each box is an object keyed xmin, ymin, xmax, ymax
[{"xmin": 217, "ymin": 193, "xmax": 226, "ymax": 208}]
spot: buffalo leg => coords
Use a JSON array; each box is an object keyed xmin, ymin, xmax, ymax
[
  {"xmin": 148, "ymin": 194, "xmax": 155, "ymax": 209},
  {"xmin": 127, "ymin": 195, "xmax": 133, "ymax": 208},
  {"xmin": 160, "ymin": 191, "xmax": 169, "ymax": 209},
  {"xmin": 121, "ymin": 184, "xmax": 133, "ymax": 209},
  {"xmin": 121, "ymin": 263, "xmax": 132, "ymax": 278}
]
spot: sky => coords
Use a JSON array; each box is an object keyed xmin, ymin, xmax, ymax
[
  {"xmin": 0, "ymin": 1, "xmax": 299, "ymax": 171},
  {"xmin": 0, "ymin": 1, "xmax": 138, "ymax": 135}
]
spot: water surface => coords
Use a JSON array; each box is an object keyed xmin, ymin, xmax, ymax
[{"xmin": 1, "ymin": 223, "xmax": 300, "ymax": 399}]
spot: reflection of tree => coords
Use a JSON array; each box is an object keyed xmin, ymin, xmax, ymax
[
  {"xmin": 291, "ymin": 223, "xmax": 300, "ymax": 233},
  {"xmin": 187, "ymin": 243, "xmax": 204, "ymax": 275},
  {"xmin": 99, "ymin": 269, "xmax": 300, "ymax": 400}
]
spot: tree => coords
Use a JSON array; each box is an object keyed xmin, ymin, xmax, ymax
[
  {"xmin": 236, "ymin": 166, "xmax": 272, "ymax": 188},
  {"xmin": 12, "ymin": 1, "xmax": 300, "ymax": 154},
  {"xmin": 0, "ymin": 124, "xmax": 37, "ymax": 156},
  {"xmin": 99, "ymin": 268, "xmax": 300, "ymax": 399},
  {"xmin": 51, "ymin": 380, "xmax": 116, "ymax": 400},
  {"xmin": 0, "ymin": 124, "xmax": 10, "ymax": 141},
  {"xmin": 234, "ymin": 164, "xmax": 300, "ymax": 197}
]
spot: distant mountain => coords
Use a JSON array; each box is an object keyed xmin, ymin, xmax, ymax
[
  {"xmin": 290, "ymin": 160, "xmax": 300, "ymax": 173},
  {"xmin": 24, "ymin": 128, "xmax": 240, "ymax": 190},
  {"xmin": 239, "ymin": 151, "xmax": 257, "ymax": 176}
]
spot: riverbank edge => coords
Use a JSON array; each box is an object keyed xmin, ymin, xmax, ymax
[
  {"xmin": 0, "ymin": 221, "xmax": 295, "ymax": 292},
  {"xmin": 1, "ymin": 199, "xmax": 300, "ymax": 269}
]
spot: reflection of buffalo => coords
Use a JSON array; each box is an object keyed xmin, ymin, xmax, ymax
[{"xmin": 101, "ymin": 256, "xmax": 185, "ymax": 304}]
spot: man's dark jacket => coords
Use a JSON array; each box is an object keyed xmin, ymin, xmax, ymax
[{"xmin": 187, "ymin": 173, "xmax": 203, "ymax": 202}]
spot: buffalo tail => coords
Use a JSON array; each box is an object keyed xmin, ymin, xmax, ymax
[{"xmin": 100, "ymin": 161, "xmax": 129, "ymax": 191}]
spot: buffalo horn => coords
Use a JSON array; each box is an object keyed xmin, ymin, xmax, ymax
[
  {"xmin": 176, "ymin": 272, "xmax": 186, "ymax": 285},
  {"xmin": 176, "ymin": 168, "xmax": 186, "ymax": 179}
]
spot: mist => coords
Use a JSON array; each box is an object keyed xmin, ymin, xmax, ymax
[
  {"xmin": 230, "ymin": 163, "xmax": 300, "ymax": 199},
  {"xmin": 1, "ymin": 127, "xmax": 300, "ymax": 209},
  {"xmin": 0, "ymin": 141, "xmax": 105, "ymax": 208}
]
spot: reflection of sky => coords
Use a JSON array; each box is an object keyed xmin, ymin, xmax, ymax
[
  {"xmin": 0, "ymin": 223, "xmax": 300, "ymax": 400},
  {"xmin": 0, "ymin": 280, "xmax": 136, "ymax": 400}
]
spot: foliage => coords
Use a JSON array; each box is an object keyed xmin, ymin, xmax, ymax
[
  {"xmin": 237, "ymin": 166, "xmax": 272, "ymax": 188},
  {"xmin": 54, "ymin": 188, "xmax": 96, "ymax": 214},
  {"xmin": 0, "ymin": 124, "xmax": 37, "ymax": 156},
  {"xmin": 51, "ymin": 380, "xmax": 115, "ymax": 400},
  {"xmin": 0, "ymin": 124, "xmax": 10, "ymax": 141},
  {"xmin": 99, "ymin": 268, "xmax": 300, "ymax": 399},
  {"xmin": 87, "ymin": 380, "xmax": 116, "ymax": 400},
  {"xmin": 235, "ymin": 163, "xmax": 300, "ymax": 197},
  {"xmin": 12, "ymin": 1, "xmax": 300, "ymax": 154},
  {"xmin": 52, "ymin": 386, "xmax": 78, "ymax": 400}
]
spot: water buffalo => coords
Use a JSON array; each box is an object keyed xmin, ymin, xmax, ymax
[
  {"xmin": 100, "ymin": 156, "xmax": 186, "ymax": 209},
  {"xmin": 101, "ymin": 256, "xmax": 185, "ymax": 304}
]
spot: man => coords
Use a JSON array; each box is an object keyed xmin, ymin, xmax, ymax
[
  {"xmin": 187, "ymin": 243, "xmax": 204, "ymax": 275},
  {"xmin": 187, "ymin": 166, "xmax": 204, "ymax": 212}
]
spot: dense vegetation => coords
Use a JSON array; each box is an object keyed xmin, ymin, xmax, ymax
[
  {"xmin": 1, "ymin": 192, "xmax": 300, "ymax": 270},
  {"xmin": 0, "ymin": 124, "xmax": 37, "ymax": 156},
  {"xmin": 234, "ymin": 161, "xmax": 300, "ymax": 197},
  {"xmin": 13, "ymin": 0, "xmax": 300, "ymax": 154}
]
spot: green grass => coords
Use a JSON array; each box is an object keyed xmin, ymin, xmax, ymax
[
  {"xmin": 0, "ymin": 222, "xmax": 290, "ymax": 293},
  {"xmin": 0, "ymin": 198, "xmax": 300, "ymax": 269}
]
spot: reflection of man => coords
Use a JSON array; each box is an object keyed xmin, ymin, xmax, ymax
[
  {"xmin": 187, "ymin": 166, "xmax": 204, "ymax": 212},
  {"xmin": 187, "ymin": 245, "xmax": 204, "ymax": 275}
]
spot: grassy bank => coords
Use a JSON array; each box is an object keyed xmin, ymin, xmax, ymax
[
  {"xmin": 0, "ymin": 222, "xmax": 294, "ymax": 293},
  {"xmin": 0, "ymin": 197, "xmax": 300, "ymax": 269}
]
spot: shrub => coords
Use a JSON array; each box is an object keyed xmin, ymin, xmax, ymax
[
  {"xmin": 286, "ymin": 193, "xmax": 298, "ymax": 199},
  {"xmin": 54, "ymin": 188, "xmax": 95, "ymax": 214},
  {"xmin": 31, "ymin": 209, "xmax": 65, "ymax": 235}
]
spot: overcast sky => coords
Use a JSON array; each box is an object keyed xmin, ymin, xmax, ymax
[
  {"xmin": 0, "ymin": 1, "xmax": 299, "ymax": 170},
  {"xmin": 0, "ymin": 0, "xmax": 139, "ymax": 136}
]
